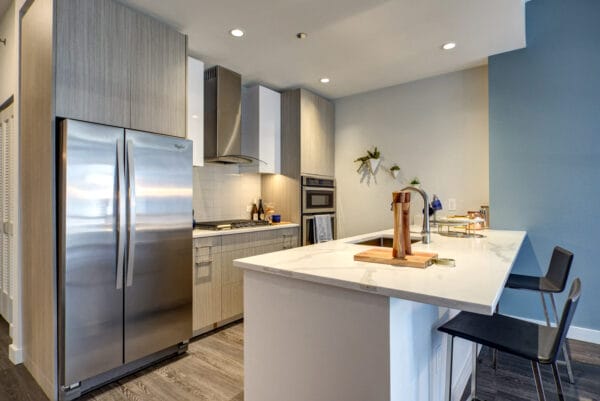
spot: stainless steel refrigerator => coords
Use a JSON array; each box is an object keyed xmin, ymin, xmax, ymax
[{"xmin": 58, "ymin": 119, "xmax": 192, "ymax": 398}]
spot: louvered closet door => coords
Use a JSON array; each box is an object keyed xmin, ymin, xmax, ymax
[{"xmin": 0, "ymin": 104, "xmax": 15, "ymax": 323}]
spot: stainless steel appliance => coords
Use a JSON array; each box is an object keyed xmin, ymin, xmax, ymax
[
  {"xmin": 301, "ymin": 175, "xmax": 336, "ymax": 245},
  {"xmin": 195, "ymin": 219, "xmax": 271, "ymax": 231},
  {"xmin": 302, "ymin": 214, "xmax": 336, "ymax": 246},
  {"xmin": 204, "ymin": 66, "xmax": 254, "ymax": 164},
  {"xmin": 58, "ymin": 119, "xmax": 192, "ymax": 399},
  {"xmin": 301, "ymin": 175, "xmax": 335, "ymax": 214}
]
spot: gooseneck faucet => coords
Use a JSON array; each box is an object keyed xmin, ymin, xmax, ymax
[{"xmin": 401, "ymin": 186, "xmax": 431, "ymax": 244}]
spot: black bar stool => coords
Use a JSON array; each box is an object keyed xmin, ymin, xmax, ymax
[
  {"xmin": 439, "ymin": 278, "xmax": 581, "ymax": 401},
  {"xmin": 501, "ymin": 246, "xmax": 575, "ymax": 383}
]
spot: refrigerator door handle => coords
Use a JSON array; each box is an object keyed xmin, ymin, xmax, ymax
[
  {"xmin": 116, "ymin": 138, "xmax": 126, "ymax": 289},
  {"xmin": 126, "ymin": 140, "xmax": 137, "ymax": 287}
]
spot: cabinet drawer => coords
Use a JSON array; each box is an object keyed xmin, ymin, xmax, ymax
[{"xmin": 222, "ymin": 232, "xmax": 256, "ymax": 251}]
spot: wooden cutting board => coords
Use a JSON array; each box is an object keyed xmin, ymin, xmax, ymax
[{"xmin": 354, "ymin": 248, "xmax": 438, "ymax": 268}]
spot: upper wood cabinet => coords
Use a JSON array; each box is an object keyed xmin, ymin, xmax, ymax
[
  {"xmin": 281, "ymin": 89, "xmax": 334, "ymax": 178},
  {"xmin": 300, "ymin": 90, "xmax": 334, "ymax": 177},
  {"xmin": 55, "ymin": 0, "xmax": 132, "ymax": 128},
  {"xmin": 130, "ymin": 12, "xmax": 186, "ymax": 137},
  {"xmin": 54, "ymin": 0, "xmax": 186, "ymax": 137}
]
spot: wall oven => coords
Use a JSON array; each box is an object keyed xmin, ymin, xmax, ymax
[
  {"xmin": 301, "ymin": 176, "xmax": 335, "ymax": 214},
  {"xmin": 302, "ymin": 214, "xmax": 336, "ymax": 246}
]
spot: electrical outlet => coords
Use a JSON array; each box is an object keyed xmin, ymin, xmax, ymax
[{"xmin": 448, "ymin": 198, "xmax": 456, "ymax": 211}]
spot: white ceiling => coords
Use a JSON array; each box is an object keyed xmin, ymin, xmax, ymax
[{"xmin": 121, "ymin": 0, "xmax": 526, "ymax": 99}]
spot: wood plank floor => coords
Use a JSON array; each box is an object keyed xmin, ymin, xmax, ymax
[
  {"xmin": 461, "ymin": 343, "xmax": 600, "ymax": 401},
  {"xmin": 0, "ymin": 318, "xmax": 244, "ymax": 401},
  {"xmin": 80, "ymin": 322, "xmax": 244, "ymax": 401},
  {"xmin": 2, "ymin": 316, "xmax": 600, "ymax": 400},
  {"xmin": 0, "ymin": 318, "xmax": 51, "ymax": 401}
]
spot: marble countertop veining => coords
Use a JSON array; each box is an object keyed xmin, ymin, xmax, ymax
[
  {"xmin": 234, "ymin": 228, "xmax": 526, "ymax": 315},
  {"xmin": 193, "ymin": 223, "xmax": 300, "ymax": 238}
]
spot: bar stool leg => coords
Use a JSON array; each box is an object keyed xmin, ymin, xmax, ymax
[
  {"xmin": 492, "ymin": 303, "xmax": 499, "ymax": 370},
  {"xmin": 552, "ymin": 362, "xmax": 566, "ymax": 401},
  {"xmin": 531, "ymin": 361, "xmax": 547, "ymax": 401},
  {"xmin": 550, "ymin": 293, "xmax": 575, "ymax": 384},
  {"xmin": 445, "ymin": 335, "xmax": 454, "ymax": 401},
  {"xmin": 540, "ymin": 293, "xmax": 551, "ymax": 326},
  {"xmin": 470, "ymin": 342, "xmax": 478, "ymax": 400}
]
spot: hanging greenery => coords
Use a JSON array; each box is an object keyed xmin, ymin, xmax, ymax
[{"xmin": 355, "ymin": 146, "xmax": 381, "ymax": 173}]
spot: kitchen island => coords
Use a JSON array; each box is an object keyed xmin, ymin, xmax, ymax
[{"xmin": 235, "ymin": 228, "xmax": 526, "ymax": 401}]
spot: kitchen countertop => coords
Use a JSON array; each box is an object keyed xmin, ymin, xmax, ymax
[
  {"xmin": 235, "ymin": 228, "xmax": 526, "ymax": 314},
  {"xmin": 193, "ymin": 222, "xmax": 299, "ymax": 238}
]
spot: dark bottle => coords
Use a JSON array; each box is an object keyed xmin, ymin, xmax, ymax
[
  {"xmin": 258, "ymin": 199, "xmax": 265, "ymax": 221},
  {"xmin": 251, "ymin": 203, "xmax": 258, "ymax": 221}
]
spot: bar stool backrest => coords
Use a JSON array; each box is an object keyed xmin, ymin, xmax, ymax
[
  {"xmin": 546, "ymin": 246, "xmax": 574, "ymax": 291},
  {"xmin": 550, "ymin": 278, "xmax": 581, "ymax": 362}
]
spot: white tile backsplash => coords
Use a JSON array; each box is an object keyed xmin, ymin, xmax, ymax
[{"xmin": 193, "ymin": 164, "xmax": 261, "ymax": 221}]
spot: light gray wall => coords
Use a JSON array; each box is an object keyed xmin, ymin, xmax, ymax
[
  {"xmin": 0, "ymin": 0, "xmax": 16, "ymax": 104},
  {"xmin": 334, "ymin": 66, "xmax": 489, "ymax": 238}
]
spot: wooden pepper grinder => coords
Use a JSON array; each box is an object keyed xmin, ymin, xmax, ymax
[
  {"xmin": 392, "ymin": 191, "xmax": 412, "ymax": 259},
  {"xmin": 402, "ymin": 192, "xmax": 412, "ymax": 255},
  {"xmin": 392, "ymin": 192, "xmax": 405, "ymax": 258}
]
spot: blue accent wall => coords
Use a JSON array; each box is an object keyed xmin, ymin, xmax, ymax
[{"xmin": 490, "ymin": 0, "xmax": 600, "ymax": 330}]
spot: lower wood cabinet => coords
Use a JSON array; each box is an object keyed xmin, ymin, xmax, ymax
[
  {"xmin": 192, "ymin": 227, "xmax": 299, "ymax": 335},
  {"xmin": 192, "ymin": 236, "xmax": 222, "ymax": 331}
]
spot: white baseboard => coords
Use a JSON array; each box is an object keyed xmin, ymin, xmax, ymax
[
  {"xmin": 505, "ymin": 314, "xmax": 600, "ymax": 345},
  {"xmin": 9, "ymin": 344, "xmax": 24, "ymax": 364}
]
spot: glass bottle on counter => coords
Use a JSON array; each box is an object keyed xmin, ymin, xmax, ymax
[
  {"xmin": 251, "ymin": 203, "xmax": 258, "ymax": 221},
  {"xmin": 258, "ymin": 199, "xmax": 265, "ymax": 221}
]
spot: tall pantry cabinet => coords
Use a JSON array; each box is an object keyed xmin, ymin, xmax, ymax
[
  {"xmin": 20, "ymin": 0, "xmax": 187, "ymax": 399},
  {"xmin": 262, "ymin": 89, "xmax": 335, "ymax": 225}
]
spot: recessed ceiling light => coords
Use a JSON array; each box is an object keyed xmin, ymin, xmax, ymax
[
  {"xmin": 230, "ymin": 28, "xmax": 244, "ymax": 38},
  {"xmin": 442, "ymin": 42, "xmax": 456, "ymax": 50},
  {"xmin": 320, "ymin": 77, "xmax": 330, "ymax": 84},
  {"xmin": 191, "ymin": 114, "xmax": 199, "ymax": 119}
]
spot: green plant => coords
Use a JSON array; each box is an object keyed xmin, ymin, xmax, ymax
[
  {"xmin": 390, "ymin": 165, "xmax": 400, "ymax": 172},
  {"xmin": 354, "ymin": 146, "xmax": 381, "ymax": 173},
  {"xmin": 410, "ymin": 177, "xmax": 420, "ymax": 185},
  {"xmin": 366, "ymin": 146, "xmax": 380, "ymax": 160}
]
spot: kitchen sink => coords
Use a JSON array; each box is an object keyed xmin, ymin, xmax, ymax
[{"xmin": 351, "ymin": 235, "xmax": 421, "ymax": 247}]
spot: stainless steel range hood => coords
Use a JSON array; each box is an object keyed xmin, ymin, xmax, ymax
[{"xmin": 204, "ymin": 66, "xmax": 254, "ymax": 164}]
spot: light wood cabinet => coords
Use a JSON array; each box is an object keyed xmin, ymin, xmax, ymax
[
  {"xmin": 130, "ymin": 12, "xmax": 187, "ymax": 137},
  {"xmin": 55, "ymin": 0, "xmax": 132, "ymax": 127},
  {"xmin": 54, "ymin": 0, "xmax": 186, "ymax": 137},
  {"xmin": 192, "ymin": 237, "xmax": 221, "ymax": 332},
  {"xmin": 299, "ymin": 89, "xmax": 335, "ymax": 178},
  {"xmin": 192, "ymin": 227, "xmax": 299, "ymax": 335}
]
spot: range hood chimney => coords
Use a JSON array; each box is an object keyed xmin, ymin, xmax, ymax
[{"xmin": 204, "ymin": 66, "xmax": 254, "ymax": 164}]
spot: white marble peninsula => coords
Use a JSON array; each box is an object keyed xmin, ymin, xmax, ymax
[{"xmin": 234, "ymin": 229, "xmax": 526, "ymax": 401}]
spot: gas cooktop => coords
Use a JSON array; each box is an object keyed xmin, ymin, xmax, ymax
[{"xmin": 194, "ymin": 219, "xmax": 271, "ymax": 231}]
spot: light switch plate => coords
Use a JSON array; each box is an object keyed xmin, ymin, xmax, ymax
[{"xmin": 448, "ymin": 198, "xmax": 456, "ymax": 211}]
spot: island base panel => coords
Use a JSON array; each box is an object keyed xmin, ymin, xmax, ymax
[{"xmin": 243, "ymin": 270, "xmax": 474, "ymax": 401}]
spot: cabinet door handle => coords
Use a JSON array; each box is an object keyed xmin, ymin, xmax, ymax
[
  {"xmin": 126, "ymin": 140, "xmax": 136, "ymax": 287},
  {"xmin": 195, "ymin": 245, "xmax": 213, "ymax": 264}
]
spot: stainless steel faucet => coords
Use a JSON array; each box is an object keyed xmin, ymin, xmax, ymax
[{"xmin": 401, "ymin": 186, "xmax": 431, "ymax": 244}]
